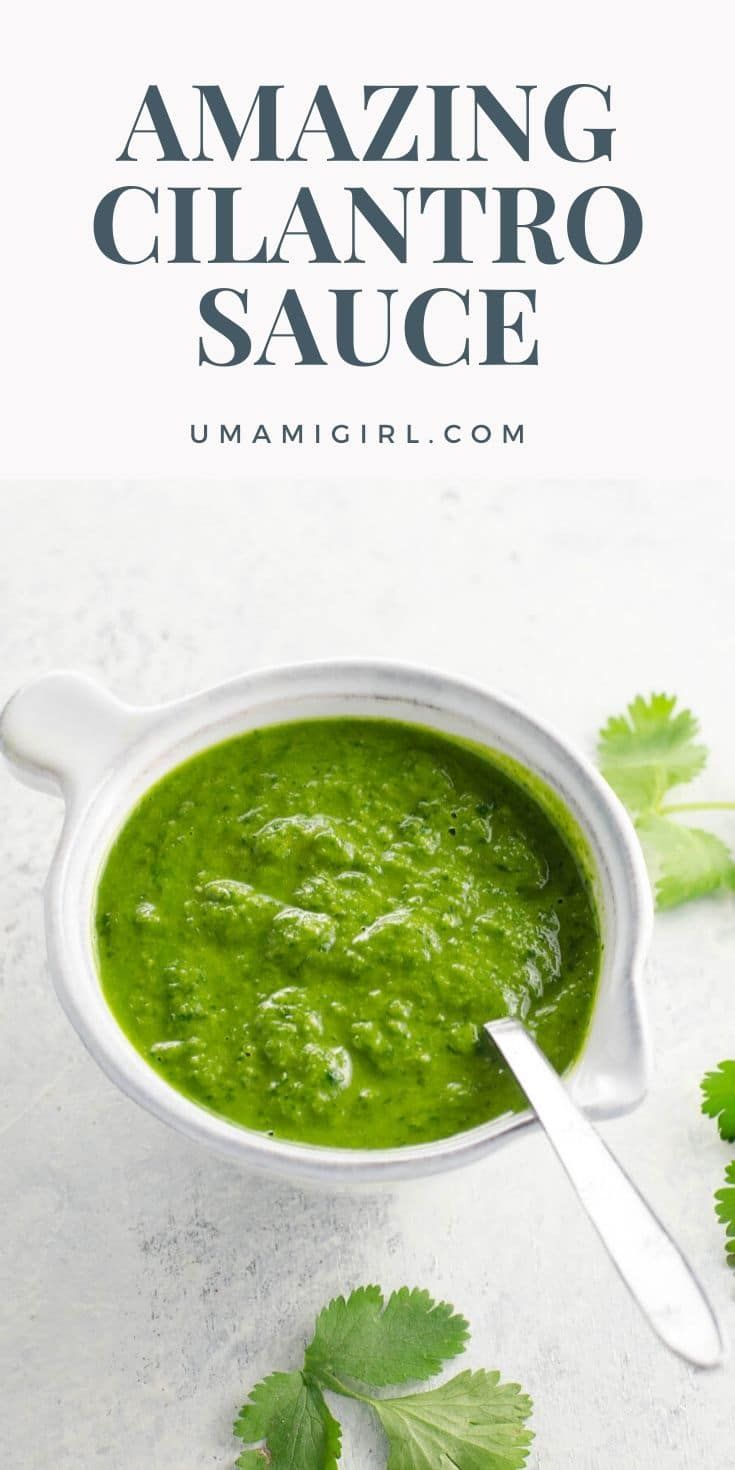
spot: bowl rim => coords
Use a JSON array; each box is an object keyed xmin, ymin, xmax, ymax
[{"xmin": 4, "ymin": 659, "xmax": 654, "ymax": 1182}]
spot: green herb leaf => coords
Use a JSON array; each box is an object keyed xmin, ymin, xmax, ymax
[
  {"xmin": 702, "ymin": 1062, "xmax": 735, "ymax": 1142},
  {"xmin": 715, "ymin": 1162, "xmax": 735, "ymax": 1265},
  {"xmin": 636, "ymin": 815, "xmax": 734, "ymax": 908},
  {"xmin": 305, "ymin": 1285, "xmax": 469, "ymax": 1388},
  {"xmin": 233, "ymin": 1371, "xmax": 341, "ymax": 1470},
  {"xmin": 598, "ymin": 693, "xmax": 707, "ymax": 817},
  {"xmin": 231, "ymin": 1291, "xmax": 531, "ymax": 1470},
  {"xmin": 372, "ymin": 1369, "xmax": 533, "ymax": 1470}
]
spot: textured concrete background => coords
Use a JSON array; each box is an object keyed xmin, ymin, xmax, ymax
[{"xmin": 1, "ymin": 479, "xmax": 734, "ymax": 1468}]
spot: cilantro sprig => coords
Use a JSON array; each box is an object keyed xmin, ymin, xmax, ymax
[
  {"xmin": 599, "ymin": 698, "xmax": 735, "ymax": 1260},
  {"xmin": 702, "ymin": 1061, "xmax": 735, "ymax": 1144},
  {"xmin": 598, "ymin": 693, "xmax": 735, "ymax": 907},
  {"xmin": 715, "ymin": 1163, "xmax": 735, "ymax": 1267},
  {"xmin": 233, "ymin": 1286, "xmax": 533, "ymax": 1469},
  {"xmin": 701, "ymin": 1064, "xmax": 735, "ymax": 1266}
]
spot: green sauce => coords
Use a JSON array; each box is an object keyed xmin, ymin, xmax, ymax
[{"xmin": 95, "ymin": 718, "xmax": 600, "ymax": 1149}]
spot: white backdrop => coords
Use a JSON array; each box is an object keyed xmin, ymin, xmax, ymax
[{"xmin": 1, "ymin": 479, "xmax": 735, "ymax": 1468}]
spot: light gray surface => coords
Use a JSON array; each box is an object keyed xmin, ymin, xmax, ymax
[{"xmin": 1, "ymin": 479, "xmax": 734, "ymax": 1468}]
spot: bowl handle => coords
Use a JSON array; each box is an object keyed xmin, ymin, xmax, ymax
[{"xmin": 0, "ymin": 672, "xmax": 153, "ymax": 801}]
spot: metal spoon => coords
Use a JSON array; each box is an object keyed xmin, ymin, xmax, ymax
[{"xmin": 485, "ymin": 1018, "xmax": 725, "ymax": 1368}]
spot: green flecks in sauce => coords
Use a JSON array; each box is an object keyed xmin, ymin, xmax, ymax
[{"xmin": 94, "ymin": 718, "xmax": 601, "ymax": 1149}]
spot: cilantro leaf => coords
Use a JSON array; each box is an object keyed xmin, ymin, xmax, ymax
[
  {"xmin": 305, "ymin": 1285, "xmax": 468, "ymax": 1388},
  {"xmin": 636, "ymin": 815, "xmax": 734, "ymax": 908},
  {"xmin": 233, "ymin": 1371, "xmax": 341, "ymax": 1470},
  {"xmin": 372, "ymin": 1369, "xmax": 533, "ymax": 1470},
  {"xmin": 598, "ymin": 693, "xmax": 707, "ymax": 817},
  {"xmin": 231, "ymin": 1291, "xmax": 531, "ymax": 1470},
  {"xmin": 715, "ymin": 1162, "xmax": 735, "ymax": 1265},
  {"xmin": 702, "ymin": 1062, "xmax": 735, "ymax": 1142}
]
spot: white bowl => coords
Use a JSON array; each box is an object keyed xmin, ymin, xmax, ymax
[{"xmin": 0, "ymin": 662, "xmax": 652, "ymax": 1183}]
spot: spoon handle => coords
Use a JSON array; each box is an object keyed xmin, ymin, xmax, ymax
[{"xmin": 485, "ymin": 1018, "xmax": 724, "ymax": 1368}]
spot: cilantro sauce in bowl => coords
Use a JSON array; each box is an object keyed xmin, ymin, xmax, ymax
[
  {"xmin": 0, "ymin": 663, "xmax": 652, "ymax": 1182},
  {"xmin": 95, "ymin": 719, "xmax": 601, "ymax": 1149}
]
